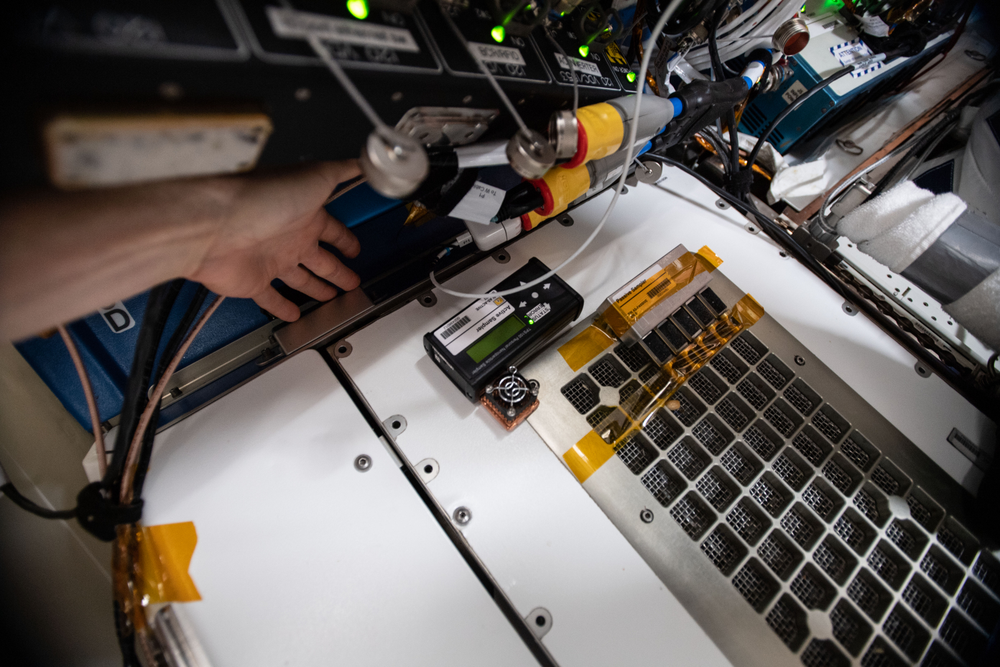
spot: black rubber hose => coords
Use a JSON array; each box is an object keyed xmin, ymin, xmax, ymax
[{"xmin": 0, "ymin": 482, "xmax": 76, "ymax": 519}]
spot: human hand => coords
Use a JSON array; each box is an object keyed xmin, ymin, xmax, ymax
[{"xmin": 188, "ymin": 161, "xmax": 362, "ymax": 322}]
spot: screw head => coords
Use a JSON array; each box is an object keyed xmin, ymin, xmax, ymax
[
  {"xmin": 715, "ymin": 199, "xmax": 730, "ymax": 210},
  {"xmin": 453, "ymin": 506, "xmax": 472, "ymax": 525},
  {"xmin": 354, "ymin": 454, "xmax": 372, "ymax": 472},
  {"xmin": 794, "ymin": 355, "xmax": 806, "ymax": 366},
  {"xmin": 640, "ymin": 509, "xmax": 654, "ymax": 523}
]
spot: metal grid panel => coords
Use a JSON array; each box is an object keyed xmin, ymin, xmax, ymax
[
  {"xmin": 737, "ymin": 377, "xmax": 770, "ymax": 411},
  {"xmin": 641, "ymin": 462, "xmax": 685, "ymax": 507},
  {"xmin": 697, "ymin": 469, "xmax": 737, "ymax": 511},
  {"xmin": 561, "ymin": 376, "xmax": 599, "ymax": 415},
  {"xmin": 773, "ymin": 453, "xmax": 807, "ymax": 491},
  {"xmin": 841, "ymin": 437, "xmax": 872, "ymax": 471},
  {"xmin": 900, "ymin": 581, "xmax": 935, "ymax": 621},
  {"xmin": 757, "ymin": 359, "xmax": 789, "ymax": 390},
  {"xmin": 671, "ymin": 391, "xmax": 704, "ymax": 427},
  {"xmin": 867, "ymin": 547, "xmax": 901, "ymax": 589},
  {"xmin": 860, "ymin": 638, "xmax": 905, "ymax": 667},
  {"xmin": 783, "ymin": 384, "xmax": 815, "ymax": 416},
  {"xmin": 801, "ymin": 640, "xmax": 848, "ymax": 667},
  {"xmin": 853, "ymin": 489, "xmax": 882, "ymax": 525},
  {"xmin": 733, "ymin": 559, "xmax": 778, "ymax": 611},
  {"xmin": 717, "ymin": 395, "xmax": 751, "ymax": 432},
  {"xmin": 690, "ymin": 371, "xmax": 724, "ymax": 405},
  {"xmin": 823, "ymin": 460, "xmax": 856, "ymax": 495},
  {"xmin": 803, "ymin": 482, "xmax": 838, "ymax": 522},
  {"xmin": 589, "ymin": 357, "xmax": 628, "ymax": 388},
  {"xmin": 721, "ymin": 445, "xmax": 759, "ymax": 486},
  {"xmin": 812, "ymin": 408, "xmax": 845, "ymax": 443},
  {"xmin": 870, "ymin": 465, "xmax": 902, "ymax": 496},
  {"xmin": 710, "ymin": 351, "xmax": 746, "ymax": 384},
  {"xmin": 882, "ymin": 606, "xmax": 927, "ymax": 660},
  {"xmin": 643, "ymin": 411, "xmax": 682, "ymax": 450},
  {"xmin": 781, "ymin": 507, "xmax": 817, "ymax": 549},
  {"xmin": 731, "ymin": 335, "xmax": 764, "ymax": 365},
  {"xmin": 614, "ymin": 342, "xmax": 652, "ymax": 372},
  {"xmin": 831, "ymin": 601, "xmax": 871, "ymax": 657},
  {"xmin": 793, "ymin": 430, "xmax": 829, "ymax": 467},
  {"xmin": 834, "ymin": 514, "xmax": 869, "ymax": 552},
  {"xmin": 701, "ymin": 526, "xmax": 744, "ymax": 574},
  {"xmin": 791, "ymin": 566, "xmax": 833, "ymax": 610},
  {"xmin": 766, "ymin": 595, "xmax": 807, "ymax": 650},
  {"xmin": 936, "ymin": 526, "xmax": 966, "ymax": 563},
  {"xmin": 728, "ymin": 500, "xmax": 767, "ymax": 544},
  {"xmin": 765, "ymin": 404, "xmax": 797, "ymax": 438},
  {"xmin": 616, "ymin": 433, "xmax": 655, "ymax": 475},
  {"xmin": 670, "ymin": 493, "xmax": 714, "ymax": 540},
  {"xmin": 847, "ymin": 574, "xmax": 886, "ymax": 619},
  {"xmin": 750, "ymin": 476, "xmax": 787, "ymax": 517},
  {"xmin": 886, "ymin": 521, "xmax": 919, "ymax": 559},
  {"xmin": 586, "ymin": 405, "xmax": 614, "ymax": 429},
  {"xmin": 758, "ymin": 532, "xmax": 800, "ymax": 579},
  {"xmin": 692, "ymin": 417, "xmax": 731, "ymax": 455},
  {"xmin": 668, "ymin": 440, "xmax": 708, "ymax": 480},
  {"xmin": 744, "ymin": 424, "xmax": 778, "ymax": 460}
]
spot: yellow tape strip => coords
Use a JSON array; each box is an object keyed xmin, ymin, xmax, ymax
[
  {"xmin": 558, "ymin": 324, "xmax": 615, "ymax": 372},
  {"xmin": 577, "ymin": 103, "xmax": 625, "ymax": 164},
  {"xmin": 563, "ymin": 430, "xmax": 616, "ymax": 483},
  {"xmin": 603, "ymin": 250, "xmax": 721, "ymax": 338},
  {"xmin": 137, "ymin": 522, "xmax": 202, "ymax": 604}
]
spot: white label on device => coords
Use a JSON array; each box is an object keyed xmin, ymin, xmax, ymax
[
  {"xmin": 859, "ymin": 13, "xmax": 891, "ymax": 37},
  {"xmin": 831, "ymin": 39, "xmax": 873, "ymax": 67},
  {"xmin": 610, "ymin": 264, "xmax": 661, "ymax": 304},
  {"xmin": 99, "ymin": 301, "xmax": 136, "ymax": 333},
  {"xmin": 782, "ymin": 80, "xmax": 809, "ymax": 105},
  {"xmin": 555, "ymin": 53, "xmax": 601, "ymax": 76},
  {"xmin": 527, "ymin": 302, "xmax": 551, "ymax": 322},
  {"xmin": 469, "ymin": 42, "xmax": 526, "ymax": 66},
  {"xmin": 449, "ymin": 181, "xmax": 505, "ymax": 224},
  {"xmin": 266, "ymin": 7, "xmax": 420, "ymax": 53},
  {"xmin": 443, "ymin": 300, "xmax": 515, "ymax": 355}
]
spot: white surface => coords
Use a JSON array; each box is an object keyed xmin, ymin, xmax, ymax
[
  {"xmin": 340, "ymin": 167, "xmax": 995, "ymax": 665},
  {"xmin": 142, "ymin": 351, "xmax": 535, "ymax": 667}
]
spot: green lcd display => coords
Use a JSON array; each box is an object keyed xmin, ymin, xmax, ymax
[{"xmin": 467, "ymin": 316, "xmax": 525, "ymax": 363}]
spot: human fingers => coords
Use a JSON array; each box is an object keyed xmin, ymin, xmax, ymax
[
  {"xmin": 302, "ymin": 245, "xmax": 361, "ymax": 291},
  {"xmin": 317, "ymin": 210, "xmax": 361, "ymax": 258},
  {"xmin": 280, "ymin": 265, "xmax": 338, "ymax": 303},
  {"xmin": 252, "ymin": 285, "xmax": 301, "ymax": 322},
  {"xmin": 315, "ymin": 160, "xmax": 363, "ymax": 194}
]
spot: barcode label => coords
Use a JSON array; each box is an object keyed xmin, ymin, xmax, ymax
[
  {"xmin": 440, "ymin": 316, "xmax": 472, "ymax": 340},
  {"xmin": 647, "ymin": 280, "xmax": 674, "ymax": 299}
]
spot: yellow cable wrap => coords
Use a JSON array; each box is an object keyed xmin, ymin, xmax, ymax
[
  {"xmin": 577, "ymin": 102, "xmax": 624, "ymax": 164},
  {"xmin": 522, "ymin": 164, "xmax": 592, "ymax": 230},
  {"xmin": 561, "ymin": 269, "xmax": 764, "ymax": 483}
]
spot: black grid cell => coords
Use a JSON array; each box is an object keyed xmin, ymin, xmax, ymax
[
  {"xmin": 802, "ymin": 482, "xmax": 838, "ymax": 521},
  {"xmin": 614, "ymin": 342, "xmax": 652, "ymax": 372},
  {"xmin": 589, "ymin": 356, "xmax": 628, "ymax": 388},
  {"xmin": 619, "ymin": 379, "xmax": 642, "ymax": 405},
  {"xmin": 921, "ymin": 549, "xmax": 959, "ymax": 594},
  {"xmin": 675, "ymin": 308, "xmax": 702, "ymax": 338},
  {"xmin": 643, "ymin": 410, "xmax": 682, "ymax": 450},
  {"xmin": 853, "ymin": 488, "xmax": 882, "ymax": 525},
  {"xmin": 939, "ymin": 611, "xmax": 988, "ymax": 665},
  {"xmin": 922, "ymin": 642, "xmax": 963, "ymax": 667},
  {"xmin": 668, "ymin": 440, "xmax": 708, "ymax": 480},
  {"xmin": 688, "ymin": 370, "xmax": 724, "ymax": 405},
  {"xmin": 737, "ymin": 375, "xmax": 771, "ymax": 411},
  {"xmin": 642, "ymin": 331, "xmax": 673, "ymax": 364},
  {"xmin": 834, "ymin": 513, "xmax": 870, "ymax": 553},
  {"xmin": 561, "ymin": 375, "xmax": 599, "ymax": 415},
  {"xmin": 792, "ymin": 428, "xmax": 830, "ymax": 467},
  {"xmin": 812, "ymin": 406, "xmax": 846, "ymax": 443},
  {"xmin": 906, "ymin": 493, "xmax": 938, "ymax": 531},
  {"xmin": 732, "ymin": 559, "xmax": 778, "ymax": 611},
  {"xmin": 783, "ymin": 382, "xmax": 816, "ymax": 416},
  {"xmin": 972, "ymin": 553, "xmax": 1000, "ymax": 597},
  {"xmin": 691, "ymin": 416, "xmax": 732, "ymax": 455},
  {"xmin": 670, "ymin": 390, "xmax": 704, "ymax": 427},
  {"xmin": 847, "ymin": 572, "xmax": 888, "ymax": 620},
  {"xmin": 696, "ymin": 469, "xmax": 737, "ymax": 511},
  {"xmin": 790, "ymin": 565, "xmax": 834, "ymax": 610},
  {"xmin": 886, "ymin": 521, "xmax": 921, "ymax": 559},
  {"xmin": 639, "ymin": 363, "xmax": 661, "ymax": 385},
  {"xmin": 766, "ymin": 595, "xmax": 807, "ymax": 650},
  {"xmin": 773, "ymin": 453, "xmax": 807, "ymax": 491},
  {"xmin": 700, "ymin": 525, "xmax": 745, "ymax": 574},
  {"xmin": 957, "ymin": 581, "xmax": 1000, "ymax": 632},
  {"xmin": 586, "ymin": 405, "xmax": 615, "ymax": 429},
  {"xmin": 716, "ymin": 395, "xmax": 751, "ymax": 432},
  {"xmin": 814, "ymin": 539, "xmax": 854, "ymax": 584},
  {"xmin": 937, "ymin": 524, "xmax": 968, "ymax": 563},
  {"xmin": 841, "ymin": 435, "xmax": 874, "ymax": 471},
  {"xmin": 687, "ymin": 296, "xmax": 716, "ymax": 326},
  {"xmin": 822, "ymin": 459, "xmax": 856, "ymax": 495},
  {"xmin": 765, "ymin": 403, "xmax": 797, "ymax": 438},
  {"xmin": 901, "ymin": 579, "xmax": 940, "ymax": 624},
  {"xmin": 744, "ymin": 423, "xmax": 779, "ymax": 461},
  {"xmin": 721, "ymin": 444, "xmax": 759, "ymax": 486},
  {"xmin": 860, "ymin": 637, "xmax": 905, "ymax": 667},
  {"xmin": 615, "ymin": 433, "xmax": 655, "ymax": 475},
  {"xmin": 831, "ymin": 600, "xmax": 872, "ymax": 657},
  {"xmin": 868, "ymin": 544, "xmax": 906, "ymax": 589},
  {"xmin": 710, "ymin": 350, "xmax": 747, "ymax": 384},
  {"xmin": 882, "ymin": 605, "xmax": 929, "ymax": 661},
  {"xmin": 659, "ymin": 319, "xmax": 689, "ymax": 351},
  {"xmin": 757, "ymin": 358, "xmax": 790, "ymax": 389},
  {"xmin": 800, "ymin": 639, "xmax": 848, "ymax": 667},
  {"xmin": 750, "ymin": 476, "xmax": 787, "ymax": 517},
  {"xmin": 731, "ymin": 334, "xmax": 765, "ymax": 365},
  {"xmin": 641, "ymin": 462, "xmax": 685, "ymax": 507},
  {"xmin": 700, "ymin": 287, "xmax": 728, "ymax": 314},
  {"xmin": 781, "ymin": 506, "xmax": 819, "ymax": 549},
  {"xmin": 871, "ymin": 464, "xmax": 903, "ymax": 496},
  {"xmin": 727, "ymin": 500, "xmax": 767, "ymax": 544},
  {"xmin": 758, "ymin": 532, "xmax": 800, "ymax": 579},
  {"xmin": 669, "ymin": 493, "xmax": 714, "ymax": 539}
]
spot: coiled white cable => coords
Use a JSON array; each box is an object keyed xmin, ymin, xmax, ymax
[{"xmin": 429, "ymin": 0, "xmax": 690, "ymax": 300}]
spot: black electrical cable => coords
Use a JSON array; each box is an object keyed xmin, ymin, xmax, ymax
[
  {"xmin": 707, "ymin": 3, "xmax": 740, "ymax": 178},
  {"xmin": 645, "ymin": 153, "xmax": 855, "ymax": 303},
  {"xmin": 130, "ymin": 286, "xmax": 210, "ymax": 498},
  {"xmin": 0, "ymin": 482, "xmax": 76, "ymax": 519},
  {"xmin": 104, "ymin": 279, "xmax": 184, "ymax": 488},
  {"xmin": 744, "ymin": 67, "xmax": 854, "ymax": 173}
]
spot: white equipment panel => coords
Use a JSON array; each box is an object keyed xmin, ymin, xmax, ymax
[
  {"xmin": 142, "ymin": 350, "xmax": 535, "ymax": 667},
  {"xmin": 338, "ymin": 168, "xmax": 994, "ymax": 665}
]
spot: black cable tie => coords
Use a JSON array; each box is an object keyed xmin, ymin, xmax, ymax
[
  {"xmin": 723, "ymin": 168, "xmax": 754, "ymax": 198},
  {"xmin": 75, "ymin": 482, "xmax": 143, "ymax": 542}
]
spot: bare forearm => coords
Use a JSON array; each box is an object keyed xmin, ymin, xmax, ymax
[{"xmin": 0, "ymin": 178, "xmax": 232, "ymax": 341}]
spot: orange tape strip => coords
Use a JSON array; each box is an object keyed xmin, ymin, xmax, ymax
[
  {"xmin": 558, "ymin": 324, "xmax": 616, "ymax": 372},
  {"xmin": 563, "ymin": 430, "xmax": 616, "ymax": 483},
  {"xmin": 137, "ymin": 522, "xmax": 202, "ymax": 604}
]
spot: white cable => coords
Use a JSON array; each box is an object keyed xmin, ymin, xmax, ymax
[
  {"xmin": 429, "ymin": 0, "xmax": 689, "ymax": 300},
  {"xmin": 307, "ymin": 36, "xmax": 389, "ymax": 132}
]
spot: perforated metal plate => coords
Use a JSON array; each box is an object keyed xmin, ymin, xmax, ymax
[{"xmin": 526, "ymin": 270, "xmax": 996, "ymax": 667}]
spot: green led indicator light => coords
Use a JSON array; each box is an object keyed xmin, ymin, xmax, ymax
[
  {"xmin": 626, "ymin": 71, "xmax": 637, "ymax": 83},
  {"xmin": 578, "ymin": 44, "xmax": 589, "ymax": 58},
  {"xmin": 491, "ymin": 25, "xmax": 505, "ymax": 43},
  {"xmin": 347, "ymin": 0, "xmax": 368, "ymax": 19},
  {"xmin": 528, "ymin": 319, "xmax": 534, "ymax": 325}
]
